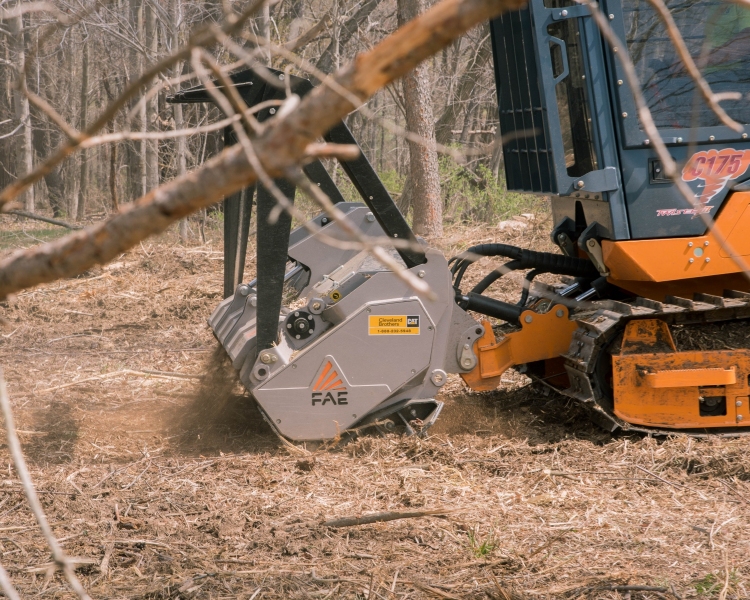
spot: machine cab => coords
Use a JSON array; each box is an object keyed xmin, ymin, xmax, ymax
[{"xmin": 492, "ymin": 0, "xmax": 750, "ymax": 241}]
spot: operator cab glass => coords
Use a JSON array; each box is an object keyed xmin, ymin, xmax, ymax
[{"xmin": 623, "ymin": 0, "xmax": 750, "ymax": 130}]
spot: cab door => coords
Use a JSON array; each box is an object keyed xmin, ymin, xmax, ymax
[{"xmin": 603, "ymin": 0, "xmax": 750, "ymax": 239}]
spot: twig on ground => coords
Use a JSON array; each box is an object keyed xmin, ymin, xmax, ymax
[
  {"xmin": 322, "ymin": 508, "xmax": 454, "ymax": 528},
  {"xmin": 0, "ymin": 369, "xmax": 92, "ymax": 600},
  {"xmin": 99, "ymin": 543, "xmax": 114, "ymax": 576},
  {"xmin": 38, "ymin": 369, "xmax": 204, "ymax": 393},
  {"xmin": 718, "ymin": 549, "xmax": 730, "ymax": 600},
  {"xmin": 634, "ymin": 465, "xmax": 708, "ymax": 500},
  {"xmin": 6, "ymin": 210, "xmax": 82, "ymax": 230}
]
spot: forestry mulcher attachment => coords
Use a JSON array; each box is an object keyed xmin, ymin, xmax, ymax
[{"xmin": 169, "ymin": 0, "xmax": 750, "ymax": 441}]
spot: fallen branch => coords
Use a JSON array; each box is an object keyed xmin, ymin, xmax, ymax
[
  {"xmin": 0, "ymin": 0, "xmax": 524, "ymax": 299},
  {"xmin": 6, "ymin": 210, "xmax": 82, "ymax": 230},
  {"xmin": 634, "ymin": 465, "xmax": 708, "ymax": 500},
  {"xmin": 0, "ymin": 369, "xmax": 92, "ymax": 600},
  {"xmin": 321, "ymin": 508, "xmax": 453, "ymax": 528},
  {"xmin": 38, "ymin": 369, "xmax": 203, "ymax": 393}
]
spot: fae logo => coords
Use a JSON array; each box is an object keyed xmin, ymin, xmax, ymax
[
  {"xmin": 682, "ymin": 148, "xmax": 750, "ymax": 204},
  {"xmin": 310, "ymin": 360, "xmax": 348, "ymax": 406}
]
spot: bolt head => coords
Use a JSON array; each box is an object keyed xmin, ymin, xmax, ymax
[
  {"xmin": 462, "ymin": 359, "xmax": 473, "ymax": 368},
  {"xmin": 269, "ymin": 107, "xmax": 276, "ymax": 114},
  {"xmin": 705, "ymin": 258, "xmax": 711, "ymax": 263},
  {"xmin": 561, "ymin": 9, "xmax": 568, "ymax": 16},
  {"xmin": 260, "ymin": 353, "xmax": 272, "ymax": 364},
  {"xmin": 239, "ymin": 285, "xmax": 251, "ymax": 296},
  {"xmin": 689, "ymin": 258, "xmax": 694, "ymax": 264},
  {"xmin": 312, "ymin": 302, "xmax": 322, "ymax": 311},
  {"xmin": 524, "ymin": 315, "xmax": 533, "ymax": 324},
  {"xmin": 577, "ymin": 180, "xmax": 585, "ymax": 188},
  {"xmin": 556, "ymin": 309, "xmax": 565, "ymax": 318},
  {"xmin": 737, "ymin": 400, "xmax": 743, "ymax": 407},
  {"xmin": 418, "ymin": 270, "xmax": 426, "ymax": 278},
  {"xmin": 609, "ymin": 13, "xmax": 614, "ymax": 19},
  {"xmin": 738, "ymin": 415, "xmax": 744, "ymax": 422}
]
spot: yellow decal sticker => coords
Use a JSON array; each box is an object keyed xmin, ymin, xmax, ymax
[{"xmin": 368, "ymin": 315, "xmax": 420, "ymax": 335}]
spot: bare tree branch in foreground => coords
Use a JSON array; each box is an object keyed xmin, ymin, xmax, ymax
[
  {"xmin": 0, "ymin": 562, "xmax": 21, "ymax": 600},
  {"xmin": 0, "ymin": 370, "xmax": 92, "ymax": 600},
  {"xmin": 0, "ymin": 0, "xmax": 525, "ymax": 300}
]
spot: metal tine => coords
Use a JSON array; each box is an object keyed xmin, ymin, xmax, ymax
[
  {"xmin": 724, "ymin": 289, "xmax": 750, "ymax": 302},
  {"xmin": 664, "ymin": 295, "xmax": 697, "ymax": 310},
  {"xmin": 693, "ymin": 293, "xmax": 729, "ymax": 307},
  {"xmin": 634, "ymin": 297, "xmax": 664, "ymax": 312}
]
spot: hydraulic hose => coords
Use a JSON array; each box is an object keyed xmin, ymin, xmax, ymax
[
  {"xmin": 517, "ymin": 268, "xmax": 543, "ymax": 306},
  {"xmin": 471, "ymin": 260, "xmax": 522, "ymax": 294},
  {"xmin": 454, "ymin": 243, "xmax": 598, "ymax": 292},
  {"xmin": 457, "ymin": 292, "xmax": 523, "ymax": 325}
]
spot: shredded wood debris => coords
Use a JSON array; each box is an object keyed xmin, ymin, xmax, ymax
[{"xmin": 0, "ymin": 219, "xmax": 747, "ymax": 599}]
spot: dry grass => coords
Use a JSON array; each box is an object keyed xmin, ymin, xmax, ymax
[{"xmin": 0, "ymin": 212, "xmax": 747, "ymax": 599}]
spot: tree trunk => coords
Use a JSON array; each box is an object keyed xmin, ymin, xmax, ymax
[
  {"xmin": 315, "ymin": 0, "xmax": 382, "ymax": 76},
  {"xmin": 397, "ymin": 0, "xmax": 442, "ymax": 237},
  {"xmin": 76, "ymin": 33, "xmax": 89, "ymax": 221},
  {"xmin": 109, "ymin": 126, "xmax": 119, "ymax": 212},
  {"xmin": 9, "ymin": 11, "xmax": 34, "ymax": 212},
  {"xmin": 132, "ymin": 0, "xmax": 147, "ymax": 197},
  {"xmin": 435, "ymin": 29, "xmax": 492, "ymax": 146},
  {"xmin": 145, "ymin": 1, "xmax": 159, "ymax": 192},
  {"xmin": 490, "ymin": 126, "xmax": 504, "ymax": 180},
  {"xmin": 173, "ymin": 0, "xmax": 189, "ymax": 243}
]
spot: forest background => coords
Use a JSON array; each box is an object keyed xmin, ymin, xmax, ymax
[{"xmin": 0, "ymin": 0, "xmax": 538, "ymax": 241}]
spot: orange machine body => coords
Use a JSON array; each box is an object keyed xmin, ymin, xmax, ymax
[
  {"xmin": 603, "ymin": 191, "xmax": 750, "ymax": 298},
  {"xmin": 611, "ymin": 320, "xmax": 750, "ymax": 429}
]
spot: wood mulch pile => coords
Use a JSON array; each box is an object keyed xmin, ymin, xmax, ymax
[{"xmin": 0, "ymin": 214, "xmax": 747, "ymax": 599}]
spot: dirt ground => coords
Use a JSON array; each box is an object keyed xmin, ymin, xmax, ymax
[{"xmin": 0, "ymin": 214, "xmax": 749, "ymax": 599}]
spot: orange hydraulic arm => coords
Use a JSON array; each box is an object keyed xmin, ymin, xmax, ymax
[{"xmin": 461, "ymin": 305, "xmax": 578, "ymax": 391}]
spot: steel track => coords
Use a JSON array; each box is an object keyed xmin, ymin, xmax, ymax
[{"xmin": 548, "ymin": 290, "xmax": 750, "ymax": 437}]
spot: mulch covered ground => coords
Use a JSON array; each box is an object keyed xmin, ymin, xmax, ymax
[{"xmin": 0, "ymin": 214, "xmax": 748, "ymax": 599}]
